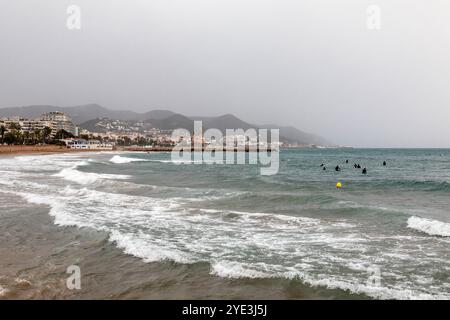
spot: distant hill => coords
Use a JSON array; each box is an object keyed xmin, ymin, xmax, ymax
[
  {"xmin": 0, "ymin": 104, "xmax": 175, "ymax": 124},
  {"xmin": 192, "ymin": 115, "xmax": 333, "ymax": 146},
  {"xmin": 145, "ymin": 113, "xmax": 195, "ymax": 131},
  {"xmin": 193, "ymin": 114, "xmax": 255, "ymax": 132},
  {"xmin": 261, "ymin": 124, "xmax": 333, "ymax": 146},
  {"xmin": 0, "ymin": 104, "xmax": 333, "ymax": 146},
  {"xmin": 0, "ymin": 105, "xmax": 63, "ymax": 119},
  {"xmin": 142, "ymin": 110, "xmax": 176, "ymax": 120},
  {"xmin": 77, "ymin": 118, "xmax": 108, "ymax": 133}
]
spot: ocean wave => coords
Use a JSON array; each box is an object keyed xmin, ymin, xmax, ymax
[
  {"xmin": 109, "ymin": 230, "xmax": 195, "ymax": 264},
  {"xmin": 3, "ymin": 152, "xmax": 450, "ymax": 300},
  {"xmin": 210, "ymin": 261, "xmax": 272, "ymax": 279},
  {"xmin": 109, "ymin": 155, "xmax": 148, "ymax": 164},
  {"xmin": 407, "ymin": 216, "xmax": 450, "ymax": 237},
  {"xmin": 371, "ymin": 179, "xmax": 450, "ymax": 192},
  {"xmin": 209, "ymin": 261, "xmax": 450, "ymax": 300},
  {"xmin": 11, "ymin": 184, "xmax": 450, "ymax": 300},
  {"xmin": 53, "ymin": 166, "xmax": 130, "ymax": 185},
  {"xmin": 146, "ymin": 159, "xmax": 228, "ymax": 164},
  {"xmin": 198, "ymin": 208, "xmax": 321, "ymax": 228},
  {"xmin": 0, "ymin": 153, "xmax": 87, "ymax": 172}
]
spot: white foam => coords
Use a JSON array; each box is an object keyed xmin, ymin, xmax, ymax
[
  {"xmin": 51, "ymin": 159, "xmax": 130, "ymax": 185},
  {"xmin": 0, "ymin": 285, "xmax": 9, "ymax": 297},
  {"xmin": 199, "ymin": 208, "xmax": 320, "ymax": 225},
  {"xmin": 0, "ymin": 153, "xmax": 86, "ymax": 172},
  {"xmin": 211, "ymin": 261, "xmax": 272, "ymax": 279},
  {"xmin": 407, "ymin": 216, "xmax": 450, "ymax": 237},
  {"xmin": 11, "ymin": 183, "xmax": 450, "ymax": 300},
  {"xmin": 109, "ymin": 155, "xmax": 148, "ymax": 164},
  {"xmin": 109, "ymin": 230, "xmax": 194, "ymax": 264},
  {"xmin": 211, "ymin": 261, "xmax": 450, "ymax": 300},
  {"xmin": 3, "ymin": 153, "xmax": 450, "ymax": 300},
  {"xmin": 53, "ymin": 167, "xmax": 130, "ymax": 184},
  {"xmin": 15, "ymin": 278, "xmax": 32, "ymax": 287}
]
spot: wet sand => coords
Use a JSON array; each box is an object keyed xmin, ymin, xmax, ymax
[
  {"xmin": 0, "ymin": 192, "xmax": 362, "ymax": 300},
  {"xmin": 0, "ymin": 145, "xmax": 96, "ymax": 156}
]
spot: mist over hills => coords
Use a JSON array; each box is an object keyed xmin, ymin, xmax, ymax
[
  {"xmin": 0, "ymin": 104, "xmax": 333, "ymax": 146},
  {"xmin": 0, "ymin": 104, "xmax": 175, "ymax": 123}
]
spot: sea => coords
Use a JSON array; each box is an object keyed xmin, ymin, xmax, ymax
[{"xmin": 0, "ymin": 148, "xmax": 449, "ymax": 299}]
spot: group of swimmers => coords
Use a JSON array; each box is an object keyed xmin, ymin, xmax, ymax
[{"xmin": 320, "ymin": 160, "xmax": 386, "ymax": 174}]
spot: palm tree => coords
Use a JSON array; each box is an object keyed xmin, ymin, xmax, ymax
[
  {"xmin": 23, "ymin": 131, "xmax": 30, "ymax": 145},
  {"xmin": 14, "ymin": 130, "xmax": 23, "ymax": 145},
  {"xmin": 42, "ymin": 126, "xmax": 52, "ymax": 144},
  {"xmin": 34, "ymin": 129, "xmax": 42, "ymax": 144},
  {"xmin": 6, "ymin": 122, "xmax": 22, "ymax": 145},
  {"xmin": 0, "ymin": 125, "xmax": 6, "ymax": 145},
  {"xmin": 8, "ymin": 122, "xmax": 21, "ymax": 131}
]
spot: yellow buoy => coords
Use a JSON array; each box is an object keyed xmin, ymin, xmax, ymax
[{"xmin": 336, "ymin": 182, "xmax": 342, "ymax": 189}]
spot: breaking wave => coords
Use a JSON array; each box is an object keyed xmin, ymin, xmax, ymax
[
  {"xmin": 3, "ymin": 151, "xmax": 450, "ymax": 300},
  {"xmin": 407, "ymin": 216, "xmax": 450, "ymax": 237},
  {"xmin": 53, "ymin": 161, "xmax": 130, "ymax": 184},
  {"xmin": 109, "ymin": 155, "xmax": 149, "ymax": 164}
]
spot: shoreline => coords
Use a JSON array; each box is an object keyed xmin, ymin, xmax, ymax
[
  {"xmin": 0, "ymin": 145, "xmax": 278, "ymax": 156},
  {"xmin": 122, "ymin": 146, "xmax": 275, "ymax": 152},
  {"xmin": 0, "ymin": 145, "xmax": 111, "ymax": 156},
  {"xmin": 0, "ymin": 150, "xmax": 363, "ymax": 299},
  {"xmin": 0, "ymin": 191, "xmax": 360, "ymax": 299},
  {"xmin": 0, "ymin": 144, "xmax": 338, "ymax": 157}
]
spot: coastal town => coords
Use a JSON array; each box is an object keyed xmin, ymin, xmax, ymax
[
  {"xmin": 0, "ymin": 111, "xmax": 285, "ymax": 153},
  {"xmin": 0, "ymin": 111, "xmax": 179, "ymax": 151},
  {"xmin": 0, "ymin": 111, "xmax": 112, "ymax": 151}
]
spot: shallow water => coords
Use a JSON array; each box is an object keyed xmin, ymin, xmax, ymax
[{"xmin": 1, "ymin": 149, "xmax": 450, "ymax": 299}]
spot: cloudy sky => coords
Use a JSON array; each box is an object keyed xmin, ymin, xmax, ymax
[{"xmin": 1, "ymin": 0, "xmax": 449, "ymax": 147}]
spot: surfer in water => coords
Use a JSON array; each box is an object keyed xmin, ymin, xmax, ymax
[
  {"xmin": 383, "ymin": 161, "xmax": 387, "ymax": 166},
  {"xmin": 335, "ymin": 165, "xmax": 341, "ymax": 172},
  {"xmin": 362, "ymin": 168, "xmax": 367, "ymax": 174}
]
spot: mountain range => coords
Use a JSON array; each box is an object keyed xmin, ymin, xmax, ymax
[{"xmin": 0, "ymin": 104, "xmax": 333, "ymax": 146}]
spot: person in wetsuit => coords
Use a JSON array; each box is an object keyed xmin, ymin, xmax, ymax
[
  {"xmin": 383, "ymin": 161, "xmax": 386, "ymax": 166},
  {"xmin": 335, "ymin": 165, "xmax": 341, "ymax": 172},
  {"xmin": 362, "ymin": 168, "xmax": 367, "ymax": 174}
]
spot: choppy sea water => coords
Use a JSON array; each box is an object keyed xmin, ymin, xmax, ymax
[{"xmin": 1, "ymin": 149, "xmax": 450, "ymax": 299}]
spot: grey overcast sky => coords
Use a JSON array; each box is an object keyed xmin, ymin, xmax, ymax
[{"xmin": 0, "ymin": 0, "xmax": 449, "ymax": 147}]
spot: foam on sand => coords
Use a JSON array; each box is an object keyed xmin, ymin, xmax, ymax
[
  {"xmin": 10, "ymin": 181, "xmax": 450, "ymax": 300},
  {"xmin": 0, "ymin": 285, "xmax": 9, "ymax": 297},
  {"xmin": 108, "ymin": 230, "xmax": 194, "ymax": 264},
  {"xmin": 211, "ymin": 261, "xmax": 272, "ymax": 279},
  {"xmin": 4, "ymin": 152, "xmax": 450, "ymax": 300},
  {"xmin": 407, "ymin": 216, "xmax": 450, "ymax": 237}
]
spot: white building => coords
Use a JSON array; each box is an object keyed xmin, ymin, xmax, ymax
[
  {"xmin": 40, "ymin": 112, "xmax": 77, "ymax": 136},
  {"xmin": 0, "ymin": 111, "xmax": 78, "ymax": 137},
  {"xmin": 62, "ymin": 138, "xmax": 114, "ymax": 150}
]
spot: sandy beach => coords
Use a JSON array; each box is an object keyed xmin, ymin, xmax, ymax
[
  {"xmin": 0, "ymin": 145, "xmax": 103, "ymax": 156},
  {"xmin": 0, "ymin": 192, "xmax": 343, "ymax": 299},
  {"xmin": 0, "ymin": 145, "xmax": 97, "ymax": 156}
]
